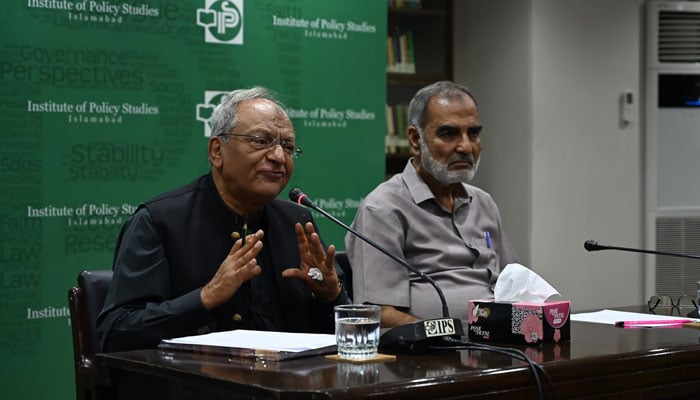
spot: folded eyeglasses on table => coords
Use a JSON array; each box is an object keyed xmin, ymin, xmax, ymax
[{"xmin": 648, "ymin": 295, "xmax": 698, "ymax": 313}]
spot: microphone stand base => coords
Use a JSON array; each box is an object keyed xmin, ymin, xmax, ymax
[{"xmin": 379, "ymin": 317, "xmax": 465, "ymax": 354}]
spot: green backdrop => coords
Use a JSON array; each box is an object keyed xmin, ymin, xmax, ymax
[{"xmin": 0, "ymin": 1, "xmax": 386, "ymax": 398}]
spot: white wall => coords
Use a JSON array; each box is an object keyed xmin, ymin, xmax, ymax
[
  {"xmin": 455, "ymin": 0, "xmax": 534, "ymax": 265},
  {"xmin": 454, "ymin": 0, "xmax": 646, "ymax": 311}
]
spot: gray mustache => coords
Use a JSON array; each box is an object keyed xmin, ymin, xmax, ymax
[{"xmin": 447, "ymin": 153, "xmax": 475, "ymax": 166}]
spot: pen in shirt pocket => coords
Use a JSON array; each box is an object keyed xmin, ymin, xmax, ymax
[{"xmin": 484, "ymin": 231, "xmax": 491, "ymax": 249}]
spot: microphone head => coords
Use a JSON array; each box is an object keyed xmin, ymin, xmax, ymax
[
  {"xmin": 288, "ymin": 188, "xmax": 303, "ymax": 203},
  {"xmin": 288, "ymin": 188, "xmax": 315, "ymax": 208},
  {"xmin": 584, "ymin": 240, "xmax": 600, "ymax": 251}
]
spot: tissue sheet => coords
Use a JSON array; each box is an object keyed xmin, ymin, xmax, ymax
[{"xmin": 494, "ymin": 263, "xmax": 560, "ymax": 303}]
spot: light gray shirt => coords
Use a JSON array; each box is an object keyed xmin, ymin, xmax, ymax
[{"xmin": 346, "ymin": 160, "xmax": 518, "ymax": 322}]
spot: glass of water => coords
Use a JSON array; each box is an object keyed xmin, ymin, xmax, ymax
[{"xmin": 334, "ymin": 304, "xmax": 381, "ymax": 360}]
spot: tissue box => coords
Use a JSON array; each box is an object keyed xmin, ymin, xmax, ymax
[{"xmin": 467, "ymin": 300, "xmax": 571, "ymax": 345}]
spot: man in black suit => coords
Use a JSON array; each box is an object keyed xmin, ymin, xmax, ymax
[{"xmin": 97, "ymin": 87, "xmax": 349, "ymax": 352}]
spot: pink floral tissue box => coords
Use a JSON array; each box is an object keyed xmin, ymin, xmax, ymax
[{"xmin": 467, "ymin": 300, "xmax": 571, "ymax": 345}]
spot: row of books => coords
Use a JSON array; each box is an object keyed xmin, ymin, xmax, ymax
[
  {"xmin": 385, "ymin": 103, "xmax": 411, "ymax": 155},
  {"xmin": 388, "ymin": 0, "xmax": 422, "ymax": 8},
  {"xmin": 387, "ymin": 28, "xmax": 416, "ymax": 74}
]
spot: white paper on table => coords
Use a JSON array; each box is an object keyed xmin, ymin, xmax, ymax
[
  {"xmin": 162, "ymin": 329, "xmax": 336, "ymax": 353},
  {"xmin": 570, "ymin": 309, "xmax": 696, "ymax": 325}
]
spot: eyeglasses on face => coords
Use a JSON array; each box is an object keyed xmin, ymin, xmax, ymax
[
  {"xmin": 218, "ymin": 133, "xmax": 303, "ymax": 159},
  {"xmin": 647, "ymin": 295, "xmax": 698, "ymax": 312}
]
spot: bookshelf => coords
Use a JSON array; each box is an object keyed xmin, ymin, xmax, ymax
[{"xmin": 385, "ymin": 0, "xmax": 453, "ymax": 177}]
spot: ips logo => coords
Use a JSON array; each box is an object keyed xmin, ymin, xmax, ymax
[
  {"xmin": 196, "ymin": 91, "xmax": 229, "ymax": 137},
  {"xmin": 197, "ymin": 0, "xmax": 244, "ymax": 45}
]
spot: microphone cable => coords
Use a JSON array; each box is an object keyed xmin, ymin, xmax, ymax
[{"xmin": 428, "ymin": 339, "xmax": 557, "ymax": 400}]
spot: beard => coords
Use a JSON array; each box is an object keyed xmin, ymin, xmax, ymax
[{"xmin": 419, "ymin": 139, "xmax": 480, "ymax": 184}]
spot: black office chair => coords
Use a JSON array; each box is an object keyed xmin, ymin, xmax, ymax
[
  {"xmin": 335, "ymin": 251, "xmax": 353, "ymax": 300},
  {"xmin": 68, "ymin": 269, "xmax": 113, "ymax": 400}
]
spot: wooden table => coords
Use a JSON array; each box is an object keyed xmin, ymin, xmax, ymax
[{"xmin": 95, "ymin": 307, "xmax": 700, "ymax": 399}]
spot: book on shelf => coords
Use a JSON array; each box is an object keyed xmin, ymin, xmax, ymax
[
  {"xmin": 386, "ymin": 36, "xmax": 395, "ymax": 72},
  {"xmin": 386, "ymin": 103, "xmax": 398, "ymax": 154},
  {"xmin": 158, "ymin": 329, "xmax": 337, "ymax": 361},
  {"xmin": 388, "ymin": 0, "xmax": 421, "ymax": 8},
  {"xmin": 391, "ymin": 103, "xmax": 410, "ymax": 153},
  {"xmin": 405, "ymin": 30, "xmax": 415, "ymax": 73},
  {"xmin": 387, "ymin": 28, "xmax": 416, "ymax": 74},
  {"xmin": 404, "ymin": 0, "xmax": 422, "ymax": 8},
  {"xmin": 389, "ymin": 27, "xmax": 401, "ymax": 72}
]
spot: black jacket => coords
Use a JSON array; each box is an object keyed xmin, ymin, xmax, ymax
[{"xmin": 97, "ymin": 173, "xmax": 349, "ymax": 352}]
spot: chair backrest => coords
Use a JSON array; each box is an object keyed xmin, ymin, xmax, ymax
[
  {"xmin": 68, "ymin": 269, "xmax": 113, "ymax": 400},
  {"xmin": 335, "ymin": 251, "xmax": 353, "ymax": 300}
]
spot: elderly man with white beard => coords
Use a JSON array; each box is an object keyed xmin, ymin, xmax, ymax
[{"xmin": 346, "ymin": 80, "xmax": 519, "ymax": 328}]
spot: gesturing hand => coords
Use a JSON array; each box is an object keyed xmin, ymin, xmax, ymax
[
  {"xmin": 282, "ymin": 222, "xmax": 342, "ymax": 303},
  {"xmin": 200, "ymin": 229, "xmax": 264, "ymax": 310}
]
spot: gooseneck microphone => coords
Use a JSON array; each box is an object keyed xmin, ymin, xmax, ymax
[
  {"xmin": 289, "ymin": 188, "xmax": 464, "ymax": 353},
  {"xmin": 289, "ymin": 188, "xmax": 450, "ymax": 318},
  {"xmin": 585, "ymin": 239, "xmax": 700, "ymax": 318},
  {"xmin": 584, "ymin": 239, "xmax": 700, "ymax": 260}
]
